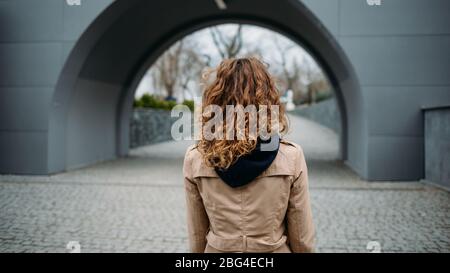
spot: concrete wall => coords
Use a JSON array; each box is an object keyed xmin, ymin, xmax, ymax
[
  {"xmin": 44, "ymin": 0, "xmax": 368, "ymax": 177},
  {"xmin": 1, "ymin": 0, "xmax": 450, "ymax": 181},
  {"xmin": 424, "ymin": 107, "xmax": 450, "ymax": 189},
  {"xmin": 130, "ymin": 109, "xmax": 176, "ymax": 148},
  {"xmin": 0, "ymin": 0, "xmax": 114, "ymax": 174},
  {"xmin": 290, "ymin": 98, "xmax": 342, "ymax": 135},
  {"xmin": 302, "ymin": 0, "xmax": 450, "ymax": 180}
]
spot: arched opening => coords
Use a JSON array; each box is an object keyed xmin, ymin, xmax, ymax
[
  {"xmin": 49, "ymin": 0, "xmax": 365, "ymax": 176},
  {"xmin": 130, "ymin": 23, "xmax": 342, "ymax": 162}
]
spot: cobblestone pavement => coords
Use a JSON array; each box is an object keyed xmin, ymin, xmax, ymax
[{"xmin": 0, "ymin": 115, "xmax": 449, "ymax": 253}]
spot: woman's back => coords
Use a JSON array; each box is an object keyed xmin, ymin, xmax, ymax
[
  {"xmin": 183, "ymin": 57, "xmax": 315, "ymax": 253},
  {"xmin": 183, "ymin": 139, "xmax": 315, "ymax": 253}
]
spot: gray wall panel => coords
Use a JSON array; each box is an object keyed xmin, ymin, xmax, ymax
[
  {"xmin": 0, "ymin": 131, "xmax": 47, "ymax": 174},
  {"xmin": 0, "ymin": 43, "xmax": 63, "ymax": 86},
  {"xmin": 301, "ymin": 0, "xmax": 339, "ymax": 35},
  {"xmin": 66, "ymin": 79, "xmax": 121, "ymax": 169},
  {"xmin": 340, "ymin": 35, "xmax": 450, "ymax": 86},
  {"xmin": 62, "ymin": 41, "xmax": 76, "ymax": 62},
  {"xmin": 0, "ymin": 87, "xmax": 52, "ymax": 131},
  {"xmin": 424, "ymin": 108, "xmax": 450, "ymax": 188},
  {"xmin": 365, "ymin": 86, "xmax": 450, "ymax": 136},
  {"xmin": 63, "ymin": 0, "xmax": 114, "ymax": 41},
  {"xmin": 340, "ymin": 0, "xmax": 450, "ymax": 36},
  {"xmin": 0, "ymin": 0, "xmax": 63, "ymax": 42},
  {"xmin": 367, "ymin": 135, "xmax": 424, "ymax": 180}
]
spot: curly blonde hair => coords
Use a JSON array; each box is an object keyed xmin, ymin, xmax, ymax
[{"xmin": 198, "ymin": 57, "xmax": 289, "ymax": 169}]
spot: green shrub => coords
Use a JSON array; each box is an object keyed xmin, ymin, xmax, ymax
[
  {"xmin": 182, "ymin": 100, "xmax": 195, "ymax": 111},
  {"xmin": 140, "ymin": 94, "xmax": 157, "ymax": 108},
  {"xmin": 133, "ymin": 99, "xmax": 143, "ymax": 108},
  {"xmin": 133, "ymin": 94, "xmax": 195, "ymax": 111}
]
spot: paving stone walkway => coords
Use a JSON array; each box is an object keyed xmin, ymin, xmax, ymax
[{"xmin": 0, "ymin": 115, "xmax": 449, "ymax": 253}]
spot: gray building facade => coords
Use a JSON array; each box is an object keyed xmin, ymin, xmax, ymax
[{"xmin": 0, "ymin": 0, "xmax": 449, "ymax": 181}]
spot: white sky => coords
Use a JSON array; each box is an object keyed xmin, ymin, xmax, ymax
[{"xmin": 135, "ymin": 24, "xmax": 322, "ymax": 99}]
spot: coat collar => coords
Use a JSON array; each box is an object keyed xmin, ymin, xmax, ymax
[{"xmin": 190, "ymin": 140, "xmax": 295, "ymax": 179}]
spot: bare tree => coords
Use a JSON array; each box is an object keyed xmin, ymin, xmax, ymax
[
  {"xmin": 300, "ymin": 57, "xmax": 331, "ymax": 104},
  {"xmin": 307, "ymin": 75, "xmax": 330, "ymax": 105},
  {"xmin": 148, "ymin": 24, "xmax": 329, "ymax": 102},
  {"xmin": 273, "ymin": 38, "xmax": 297, "ymax": 90},
  {"xmin": 272, "ymin": 36, "xmax": 307, "ymax": 104},
  {"xmin": 151, "ymin": 40, "xmax": 184, "ymax": 99},
  {"xmin": 178, "ymin": 44, "xmax": 209, "ymax": 99},
  {"xmin": 150, "ymin": 38, "xmax": 208, "ymax": 100},
  {"xmin": 209, "ymin": 25, "xmax": 243, "ymax": 59}
]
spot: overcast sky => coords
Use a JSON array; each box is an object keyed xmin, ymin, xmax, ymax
[{"xmin": 135, "ymin": 24, "xmax": 323, "ymax": 99}]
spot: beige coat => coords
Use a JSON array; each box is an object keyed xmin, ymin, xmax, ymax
[{"xmin": 183, "ymin": 140, "xmax": 315, "ymax": 253}]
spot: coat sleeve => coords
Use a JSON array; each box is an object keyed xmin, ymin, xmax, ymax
[
  {"xmin": 183, "ymin": 147, "xmax": 210, "ymax": 253},
  {"xmin": 286, "ymin": 145, "xmax": 315, "ymax": 253}
]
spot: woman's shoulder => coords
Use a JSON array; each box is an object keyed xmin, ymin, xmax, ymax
[
  {"xmin": 184, "ymin": 144, "xmax": 200, "ymax": 167},
  {"xmin": 277, "ymin": 139, "xmax": 306, "ymax": 176},
  {"xmin": 184, "ymin": 144, "xmax": 201, "ymax": 161},
  {"xmin": 279, "ymin": 139, "xmax": 304, "ymax": 157},
  {"xmin": 255, "ymin": 139, "xmax": 304, "ymax": 178},
  {"xmin": 183, "ymin": 144, "xmax": 218, "ymax": 179},
  {"xmin": 183, "ymin": 145, "xmax": 196, "ymax": 179}
]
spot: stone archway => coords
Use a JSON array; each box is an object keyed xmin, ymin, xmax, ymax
[{"xmin": 49, "ymin": 0, "xmax": 365, "ymax": 176}]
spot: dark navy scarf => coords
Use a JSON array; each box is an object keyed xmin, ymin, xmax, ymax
[{"xmin": 215, "ymin": 135, "xmax": 280, "ymax": 188}]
